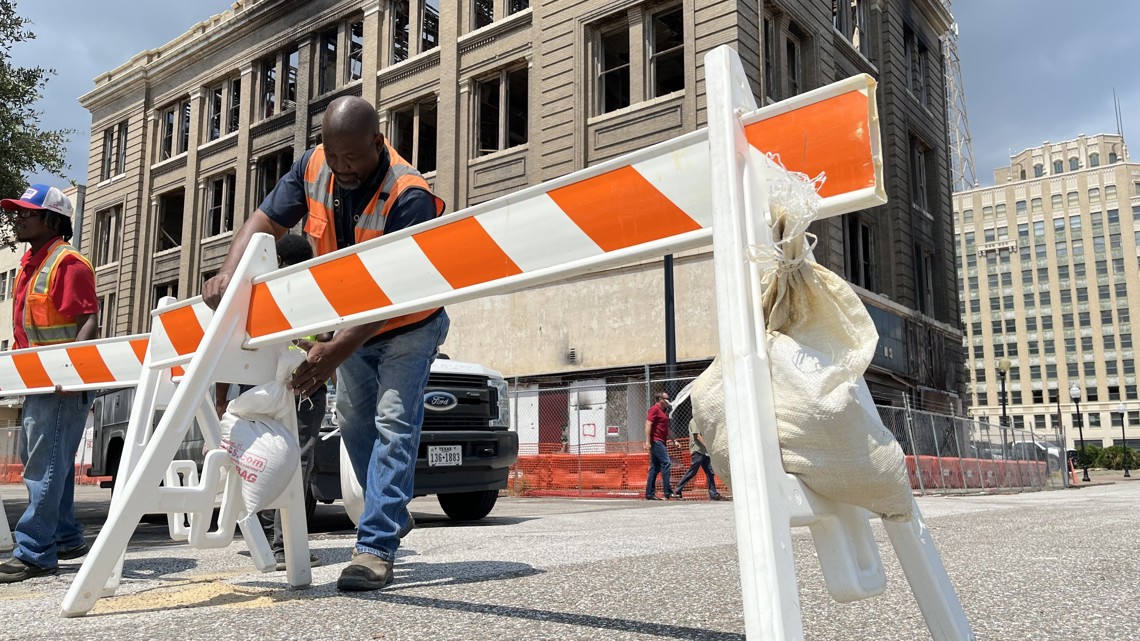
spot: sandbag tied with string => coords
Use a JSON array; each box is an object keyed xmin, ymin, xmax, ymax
[{"xmin": 691, "ymin": 153, "xmax": 914, "ymax": 522}]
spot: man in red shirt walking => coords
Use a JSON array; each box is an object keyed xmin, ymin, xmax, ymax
[
  {"xmin": 644, "ymin": 392, "xmax": 676, "ymax": 500},
  {"xmin": 0, "ymin": 184, "xmax": 99, "ymax": 583}
]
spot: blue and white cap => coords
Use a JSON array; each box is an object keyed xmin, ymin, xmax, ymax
[{"xmin": 0, "ymin": 184, "xmax": 74, "ymax": 218}]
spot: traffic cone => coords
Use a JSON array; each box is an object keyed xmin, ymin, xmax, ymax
[{"xmin": 1068, "ymin": 456, "xmax": 1079, "ymax": 486}]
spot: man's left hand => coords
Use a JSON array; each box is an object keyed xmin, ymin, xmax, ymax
[{"xmin": 289, "ymin": 339, "xmax": 353, "ymax": 398}]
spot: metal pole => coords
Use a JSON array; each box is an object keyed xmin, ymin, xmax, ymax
[
  {"xmin": 1075, "ymin": 396, "xmax": 1090, "ymax": 483},
  {"xmin": 664, "ymin": 254, "xmax": 677, "ymax": 400},
  {"xmin": 1121, "ymin": 407, "xmax": 1131, "ymax": 478}
]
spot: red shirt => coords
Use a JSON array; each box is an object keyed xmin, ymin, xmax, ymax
[
  {"xmin": 12, "ymin": 238, "xmax": 98, "ymax": 349},
  {"xmin": 647, "ymin": 403, "xmax": 670, "ymax": 443}
]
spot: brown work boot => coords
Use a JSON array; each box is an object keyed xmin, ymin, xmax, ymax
[{"xmin": 336, "ymin": 551, "xmax": 393, "ymax": 591}]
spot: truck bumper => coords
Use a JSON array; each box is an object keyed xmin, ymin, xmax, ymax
[{"xmin": 310, "ymin": 429, "xmax": 519, "ymax": 501}]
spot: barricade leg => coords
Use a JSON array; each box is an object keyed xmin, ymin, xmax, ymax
[
  {"xmin": 883, "ymin": 503, "xmax": 974, "ymax": 641},
  {"xmin": 0, "ymin": 491, "xmax": 12, "ymax": 552}
]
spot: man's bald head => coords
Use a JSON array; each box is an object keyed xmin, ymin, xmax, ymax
[
  {"xmin": 323, "ymin": 96, "xmax": 380, "ymax": 138},
  {"xmin": 321, "ymin": 96, "xmax": 385, "ymax": 189}
]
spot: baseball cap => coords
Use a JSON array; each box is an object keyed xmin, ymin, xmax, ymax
[{"xmin": 0, "ymin": 184, "xmax": 74, "ymax": 218}]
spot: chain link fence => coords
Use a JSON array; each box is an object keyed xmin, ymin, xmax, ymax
[{"xmin": 507, "ymin": 376, "xmax": 1065, "ymax": 498}]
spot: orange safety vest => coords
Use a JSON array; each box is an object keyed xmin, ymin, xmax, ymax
[
  {"xmin": 22, "ymin": 239, "xmax": 92, "ymax": 347},
  {"xmin": 301, "ymin": 141, "xmax": 446, "ymax": 334}
]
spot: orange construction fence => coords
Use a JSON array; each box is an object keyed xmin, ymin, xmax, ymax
[{"xmin": 510, "ymin": 443, "xmax": 1052, "ymax": 496}]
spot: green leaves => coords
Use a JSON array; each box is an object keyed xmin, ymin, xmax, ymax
[{"xmin": 0, "ymin": 0, "xmax": 75, "ymax": 249}]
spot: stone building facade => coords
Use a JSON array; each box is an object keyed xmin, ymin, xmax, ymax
[
  {"xmin": 954, "ymin": 134, "xmax": 1140, "ymax": 449},
  {"xmin": 79, "ymin": 0, "xmax": 961, "ymax": 409}
]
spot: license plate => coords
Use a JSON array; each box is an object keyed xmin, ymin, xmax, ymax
[{"xmin": 428, "ymin": 445, "xmax": 462, "ymax": 467}]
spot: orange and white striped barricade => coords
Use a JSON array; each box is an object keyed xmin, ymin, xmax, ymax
[
  {"xmin": 704, "ymin": 47, "xmax": 970, "ymax": 640},
  {"xmin": 0, "ymin": 334, "xmax": 150, "ymax": 556}
]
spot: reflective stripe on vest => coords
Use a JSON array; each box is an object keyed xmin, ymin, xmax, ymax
[
  {"xmin": 300, "ymin": 142, "xmax": 446, "ymax": 334},
  {"xmin": 24, "ymin": 239, "xmax": 91, "ymax": 347}
]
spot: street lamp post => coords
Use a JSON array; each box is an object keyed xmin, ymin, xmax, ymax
[
  {"xmin": 1118, "ymin": 402, "xmax": 1131, "ymax": 478},
  {"xmin": 1070, "ymin": 382, "xmax": 1090, "ymax": 483},
  {"xmin": 998, "ymin": 358, "xmax": 1011, "ymax": 460}
]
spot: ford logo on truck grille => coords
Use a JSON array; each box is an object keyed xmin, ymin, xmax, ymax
[{"xmin": 424, "ymin": 391, "xmax": 458, "ymax": 411}]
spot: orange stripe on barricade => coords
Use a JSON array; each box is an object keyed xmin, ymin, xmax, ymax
[
  {"xmin": 11, "ymin": 353, "xmax": 52, "ymax": 390},
  {"xmin": 549, "ymin": 166, "xmax": 701, "ymax": 252},
  {"xmin": 161, "ymin": 306, "xmax": 206, "ymax": 357},
  {"xmin": 129, "ymin": 339, "xmax": 149, "ymax": 363},
  {"xmin": 743, "ymin": 89, "xmax": 875, "ymax": 199},
  {"xmin": 247, "ymin": 283, "xmax": 293, "ymax": 338},
  {"xmin": 414, "ymin": 217, "xmax": 522, "ymax": 289},
  {"xmin": 171, "ymin": 366, "xmax": 186, "ymax": 378},
  {"xmin": 309, "ymin": 255, "xmax": 392, "ymax": 316},
  {"xmin": 67, "ymin": 345, "xmax": 115, "ymax": 385}
]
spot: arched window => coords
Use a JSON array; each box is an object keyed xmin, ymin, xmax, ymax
[
  {"xmin": 1069, "ymin": 157, "xmax": 1079, "ymax": 171},
  {"xmin": 1053, "ymin": 160, "xmax": 1064, "ymax": 174},
  {"xmin": 1020, "ymin": 169, "xmax": 1026, "ymax": 180},
  {"xmin": 1089, "ymin": 153, "xmax": 1100, "ymax": 167},
  {"xmin": 1109, "ymin": 151, "xmax": 1119, "ymax": 163},
  {"xmin": 1033, "ymin": 163, "xmax": 1044, "ymax": 177}
]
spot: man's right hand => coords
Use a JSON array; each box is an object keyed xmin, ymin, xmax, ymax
[{"xmin": 203, "ymin": 272, "xmax": 232, "ymax": 310}]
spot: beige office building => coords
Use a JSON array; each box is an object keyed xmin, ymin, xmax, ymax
[
  {"xmin": 954, "ymin": 134, "xmax": 1140, "ymax": 450},
  {"xmin": 78, "ymin": 0, "xmax": 962, "ymax": 417}
]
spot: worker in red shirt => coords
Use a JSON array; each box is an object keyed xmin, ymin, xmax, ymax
[
  {"xmin": 0, "ymin": 184, "xmax": 99, "ymax": 583},
  {"xmin": 644, "ymin": 391, "xmax": 676, "ymax": 500}
]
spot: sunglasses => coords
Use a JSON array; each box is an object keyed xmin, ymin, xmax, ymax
[{"xmin": 7, "ymin": 208, "xmax": 44, "ymax": 220}]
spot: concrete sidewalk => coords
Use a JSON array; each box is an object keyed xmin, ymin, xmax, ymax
[{"xmin": 1, "ymin": 477, "xmax": 1137, "ymax": 640}]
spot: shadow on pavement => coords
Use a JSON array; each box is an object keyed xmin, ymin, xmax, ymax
[{"xmin": 375, "ymin": 593, "xmax": 745, "ymax": 641}]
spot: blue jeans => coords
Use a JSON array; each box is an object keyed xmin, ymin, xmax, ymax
[
  {"xmin": 14, "ymin": 391, "xmax": 91, "ymax": 568},
  {"xmin": 337, "ymin": 312, "xmax": 448, "ymax": 562},
  {"xmin": 673, "ymin": 451, "xmax": 721, "ymax": 498},
  {"xmin": 645, "ymin": 440, "xmax": 673, "ymax": 498}
]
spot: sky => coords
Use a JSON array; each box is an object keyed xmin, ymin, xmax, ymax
[{"xmin": 7, "ymin": 0, "xmax": 1140, "ymax": 189}]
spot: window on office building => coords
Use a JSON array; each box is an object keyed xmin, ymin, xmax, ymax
[
  {"xmin": 158, "ymin": 98, "xmax": 191, "ymax": 161},
  {"xmin": 100, "ymin": 120, "xmax": 128, "ymax": 179},
  {"xmin": 156, "ymin": 190, "xmax": 185, "ymax": 252},
  {"xmin": 475, "ymin": 67, "xmax": 528, "ymax": 156},
  {"xmin": 204, "ymin": 173, "xmax": 236, "ymax": 238},
  {"xmin": 256, "ymin": 148, "xmax": 294, "ymax": 204},
  {"xmin": 832, "ymin": 0, "xmax": 868, "ymax": 56},
  {"xmin": 844, "ymin": 215, "xmax": 874, "ymax": 290},
  {"xmin": 94, "ymin": 205, "xmax": 121, "ymax": 266},
  {"xmin": 390, "ymin": 98, "xmax": 438, "ymax": 174}
]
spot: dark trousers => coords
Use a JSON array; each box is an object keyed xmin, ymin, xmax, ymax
[
  {"xmin": 645, "ymin": 440, "xmax": 673, "ymax": 498},
  {"xmin": 673, "ymin": 451, "xmax": 721, "ymax": 498},
  {"xmin": 259, "ymin": 386, "xmax": 327, "ymax": 552}
]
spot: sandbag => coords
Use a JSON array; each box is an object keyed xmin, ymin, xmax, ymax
[
  {"xmin": 219, "ymin": 348, "xmax": 306, "ymax": 517},
  {"xmin": 692, "ymin": 162, "xmax": 913, "ymax": 521}
]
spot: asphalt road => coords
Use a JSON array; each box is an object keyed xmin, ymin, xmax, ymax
[{"xmin": 1, "ymin": 475, "xmax": 1137, "ymax": 640}]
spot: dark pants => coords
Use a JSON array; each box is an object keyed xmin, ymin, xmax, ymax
[
  {"xmin": 674, "ymin": 451, "xmax": 721, "ymax": 498},
  {"xmin": 259, "ymin": 386, "xmax": 327, "ymax": 552},
  {"xmin": 645, "ymin": 440, "xmax": 673, "ymax": 498}
]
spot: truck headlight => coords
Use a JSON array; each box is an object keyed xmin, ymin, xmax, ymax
[{"xmin": 489, "ymin": 378, "xmax": 510, "ymax": 428}]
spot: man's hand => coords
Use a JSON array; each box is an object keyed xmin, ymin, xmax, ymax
[
  {"xmin": 643, "ymin": 441, "xmax": 651, "ymax": 452},
  {"xmin": 203, "ymin": 272, "xmax": 232, "ymax": 310},
  {"xmin": 289, "ymin": 339, "xmax": 354, "ymax": 399}
]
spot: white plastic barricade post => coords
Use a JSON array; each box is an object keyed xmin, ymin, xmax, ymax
[
  {"xmin": 0, "ymin": 491, "xmax": 12, "ymax": 552},
  {"xmin": 704, "ymin": 48, "xmax": 972, "ymax": 640}
]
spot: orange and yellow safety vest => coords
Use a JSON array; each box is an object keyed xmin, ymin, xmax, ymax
[
  {"xmin": 23, "ymin": 239, "xmax": 92, "ymax": 347},
  {"xmin": 301, "ymin": 141, "xmax": 446, "ymax": 334}
]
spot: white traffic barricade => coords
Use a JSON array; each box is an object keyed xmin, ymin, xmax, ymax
[{"xmin": 0, "ymin": 45, "xmax": 971, "ymax": 640}]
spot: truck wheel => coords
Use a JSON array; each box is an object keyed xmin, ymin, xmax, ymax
[
  {"xmin": 305, "ymin": 484, "xmax": 317, "ymax": 522},
  {"xmin": 437, "ymin": 489, "xmax": 498, "ymax": 521}
]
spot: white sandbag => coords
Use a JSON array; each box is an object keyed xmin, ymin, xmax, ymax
[
  {"xmin": 219, "ymin": 348, "xmax": 306, "ymax": 517},
  {"xmin": 692, "ymin": 159, "xmax": 913, "ymax": 521}
]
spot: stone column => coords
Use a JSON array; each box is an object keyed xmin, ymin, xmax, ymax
[
  {"xmin": 434, "ymin": 0, "xmax": 462, "ymax": 209},
  {"xmin": 293, "ymin": 36, "xmax": 314, "ymax": 158},
  {"xmin": 234, "ymin": 63, "xmax": 256, "ymax": 227},
  {"xmin": 362, "ymin": 1, "xmax": 383, "ymax": 103},
  {"xmin": 181, "ymin": 89, "xmax": 204, "ymax": 294}
]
